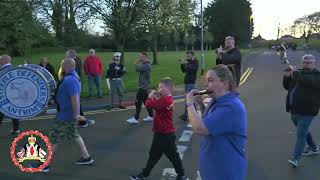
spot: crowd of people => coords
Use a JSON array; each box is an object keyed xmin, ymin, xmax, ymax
[{"xmin": 0, "ymin": 34, "xmax": 319, "ymax": 179}]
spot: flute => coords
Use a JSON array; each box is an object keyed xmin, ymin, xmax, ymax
[{"xmin": 193, "ymin": 90, "xmax": 212, "ymax": 96}]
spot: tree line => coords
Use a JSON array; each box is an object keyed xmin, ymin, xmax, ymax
[{"xmin": 0, "ymin": 0, "xmax": 253, "ymax": 64}]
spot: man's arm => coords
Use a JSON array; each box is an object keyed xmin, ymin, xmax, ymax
[
  {"xmin": 106, "ymin": 64, "xmax": 111, "ymax": 78},
  {"xmin": 71, "ymin": 95, "xmax": 80, "ymax": 118},
  {"xmin": 83, "ymin": 58, "xmax": 89, "ymax": 75},
  {"xmin": 220, "ymin": 49, "xmax": 242, "ymax": 65},
  {"xmin": 180, "ymin": 63, "xmax": 186, "ymax": 73},
  {"xmin": 98, "ymin": 58, "xmax": 103, "ymax": 75},
  {"xmin": 283, "ymin": 75, "xmax": 292, "ymax": 91}
]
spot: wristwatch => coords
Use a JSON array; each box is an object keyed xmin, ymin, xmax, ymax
[{"xmin": 186, "ymin": 102, "xmax": 194, "ymax": 108}]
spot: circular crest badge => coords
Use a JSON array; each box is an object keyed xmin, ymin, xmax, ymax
[
  {"xmin": 0, "ymin": 66, "xmax": 50, "ymax": 119},
  {"xmin": 10, "ymin": 130, "xmax": 52, "ymax": 173}
]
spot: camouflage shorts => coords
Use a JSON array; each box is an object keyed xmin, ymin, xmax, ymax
[{"xmin": 49, "ymin": 120, "xmax": 80, "ymax": 144}]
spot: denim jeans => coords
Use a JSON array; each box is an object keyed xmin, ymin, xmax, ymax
[
  {"xmin": 291, "ymin": 114, "xmax": 317, "ymax": 160},
  {"xmin": 109, "ymin": 79, "xmax": 124, "ymax": 106},
  {"xmin": 88, "ymin": 75, "xmax": 102, "ymax": 97},
  {"xmin": 183, "ymin": 84, "xmax": 196, "ymax": 117}
]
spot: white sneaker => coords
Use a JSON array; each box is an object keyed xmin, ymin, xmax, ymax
[
  {"xmin": 143, "ymin": 116, "xmax": 153, "ymax": 122},
  {"xmin": 126, "ymin": 117, "xmax": 139, "ymax": 124}
]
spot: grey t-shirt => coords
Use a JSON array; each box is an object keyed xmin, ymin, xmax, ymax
[{"xmin": 135, "ymin": 61, "xmax": 151, "ymax": 90}]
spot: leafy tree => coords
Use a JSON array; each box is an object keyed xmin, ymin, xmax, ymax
[
  {"xmin": 88, "ymin": 0, "xmax": 144, "ymax": 63},
  {"xmin": 0, "ymin": 1, "xmax": 55, "ymax": 56},
  {"xmin": 204, "ymin": 0, "xmax": 253, "ymax": 47},
  {"xmin": 33, "ymin": 0, "xmax": 92, "ymax": 46}
]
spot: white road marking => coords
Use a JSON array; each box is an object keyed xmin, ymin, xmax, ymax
[
  {"xmin": 178, "ymin": 130, "xmax": 193, "ymax": 142},
  {"xmin": 161, "ymin": 168, "xmax": 177, "ymax": 180},
  {"xmin": 176, "ymin": 145, "xmax": 188, "ymax": 160}
]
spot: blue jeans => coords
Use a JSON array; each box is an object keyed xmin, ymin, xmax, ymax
[
  {"xmin": 183, "ymin": 84, "xmax": 196, "ymax": 117},
  {"xmin": 291, "ymin": 114, "xmax": 317, "ymax": 160},
  {"xmin": 88, "ymin": 75, "xmax": 102, "ymax": 97}
]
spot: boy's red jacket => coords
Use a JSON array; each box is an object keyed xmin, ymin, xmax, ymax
[{"xmin": 145, "ymin": 95, "xmax": 175, "ymax": 134}]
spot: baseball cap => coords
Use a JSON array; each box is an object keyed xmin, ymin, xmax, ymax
[{"xmin": 113, "ymin": 52, "xmax": 121, "ymax": 57}]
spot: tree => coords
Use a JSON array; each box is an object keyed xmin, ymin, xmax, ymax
[
  {"xmin": 33, "ymin": 0, "xmax": 92, "ymax": 45},
  {"xmin": 137, "ymin": 0, "xmax": 193, "ymax": 64},
  {"xmin": 0, "ymin": 1, "xmax": 55, "ymax": 55},
  {"xmin": 88, "ymin": 0, "xmax": 144, "ymax": 63},
  {"xmin": 204, "ymin": 0, "xmax": 253, "ymax": 47},
  {"xmin": 307, "ymin": 12, "xmax": 320, "ymax": 35},
  {"xmin": 204, "ymin": 30, "xmax": 213, "ymax": 50}
]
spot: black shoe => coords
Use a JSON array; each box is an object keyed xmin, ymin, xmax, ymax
[
  {"xmin": 10, "ymin": 130, "xmax": 20, "ymax": 135},
  {"xmin": 179, "ymin": 115, "xmax": 188, "ymax": 121},
  {"xmin": 29, "ymin": 163, "xmax": 50, "ymax": 172},
  {"xmin": 118, "ymin": 105, "xmax": 126, "ymax": 109},
  {"xmin": 75, "ymin": 157, "xmax": 94, "ymax": 165},
  {"xmin": 176, "ymin": 175, "xmax": 188, "ymax": 180},
  {"xmin": 41, "ymin": 166, "xmax": 50, "ymax": 172},
  {"xmin": 77, "ymin": 121, "xmax": 88, "ymax": 128},
  {"xmin": 77, "ymin": 119, "xmax": 95, "ymax": 128},
  {"xmin": 129, "ymin": 173, "xmax": 148, "ymax": 180}
]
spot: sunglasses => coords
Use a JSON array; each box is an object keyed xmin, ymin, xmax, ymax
[{"xmin": 302, "ymin": 61, "xmax": 314, "ymax": 64}]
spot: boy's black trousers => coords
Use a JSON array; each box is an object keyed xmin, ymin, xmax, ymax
[{"xmin": 142, "ymin": 133, "xmax": 185, "ymax": 177}]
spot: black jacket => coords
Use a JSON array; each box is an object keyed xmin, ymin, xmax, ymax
[
  {"xmin": 216, "ymin": 47, "xmax": 242, "ymax": 85},
  {"xmin": 283, "ymin": 68, "xmax": 320, "ymax": 116},
  {"xmin": 75, "ymin": 56, "xmax": 83, "ymax": 78},
  {"xmin": 39, "ymin": 63, "xmax": 58, "ymax": 81},
  {"xmin": 180, "ymin": 58, "xmax": 199, "ymax": 84},
  {"xmin": 106, "ymin": 62, "xmax": 126, "ymax": 79}
]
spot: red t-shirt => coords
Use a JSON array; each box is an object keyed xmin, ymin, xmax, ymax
[{"xmin": 145, "ymin": 95, "xmax": 175, "ymax": 134}]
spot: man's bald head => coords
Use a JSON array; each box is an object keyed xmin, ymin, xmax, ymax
[
  {"xmin": 0, "ymin": 54, "xmax": 12, "ymax": 66},
  {"xmin": 62, "ymin": 58, "xmax": 76, "ymax": 73}
]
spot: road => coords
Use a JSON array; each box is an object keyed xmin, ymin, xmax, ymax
[{"xmin": 1, "ymin": 49, "xmax": 320, "ymax": 180}]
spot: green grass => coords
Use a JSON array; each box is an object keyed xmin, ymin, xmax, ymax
[{"xmin": 11, "ymin": 49, "xmax": 258, "ymax": 97}]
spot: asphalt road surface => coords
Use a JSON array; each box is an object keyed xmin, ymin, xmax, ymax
[{"xmin": 1, "ymin": 49, "xmax": 320, "ymax": 180}]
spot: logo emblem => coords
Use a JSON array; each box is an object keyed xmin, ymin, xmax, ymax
[
  {"xmin": 0, "ymin": 67, "xmax": 50, "ymax": 119},
  {"xmin": 10, "ymin": 130, "xmax": 52, "ymax": 172}
]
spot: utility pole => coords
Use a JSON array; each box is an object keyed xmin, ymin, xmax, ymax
[{"xmin": 200, "ymin": 0, "xmax": 204, "ymax": 75}]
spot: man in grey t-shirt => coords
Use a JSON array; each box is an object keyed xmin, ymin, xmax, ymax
[{"xmin": 126, "ymin": 52, "xmax": 153, "ymax": 124}]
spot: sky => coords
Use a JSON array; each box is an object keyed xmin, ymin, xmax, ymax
[{"xmin": 203, "ymin": 0, "xmax": 320, "ymax": 40}]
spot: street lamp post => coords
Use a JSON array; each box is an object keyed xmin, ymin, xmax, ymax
[
  {"xmin": 249, "ymin": 15, "xmax": 253, "ymax": 48},
  {"xmin": 200, "ymin": 0, "xmax": 204, "ymax": 75}
]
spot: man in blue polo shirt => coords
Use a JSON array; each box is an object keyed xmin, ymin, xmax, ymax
[{"xmin": 42, "ymin": 58, "xmax": 94, "ymax": 172}]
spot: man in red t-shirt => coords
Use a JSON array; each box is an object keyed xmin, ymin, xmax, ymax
[
  {"xmin": 83, "ymin": 49, "xmax": 103, "ymax": 97},
  {"xmin": 129, "ymin": 77, "xmax": 186, "ymax": 180}
]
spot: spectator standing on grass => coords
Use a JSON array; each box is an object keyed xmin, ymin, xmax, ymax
[
  {"xmin": 106, "ymin": 52, "xmax": 126, "ymax": 109},
  {"xmin": 179, "ymin": 50, "xmax": 199, "ymax": 122},
  {"xmin": 83, "ymin": 49, "xmax": 103, "ymax": 97},
  {"xmin": 39, "ymin": 57, "xmax": 58, "ymax": 80}
]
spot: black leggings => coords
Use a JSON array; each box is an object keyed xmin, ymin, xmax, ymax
[{"xmin": 134, "ymin": 88, "xmax": 153, "ymax": 119}]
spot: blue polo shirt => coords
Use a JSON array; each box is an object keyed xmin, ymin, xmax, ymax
[
  {"xmin": 200, "ymin": 92, "xmax": 247, "ymax": 180},
  {"xmin": 56, "ymin": 69, "xmax": 81, "ymax": 122}
]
